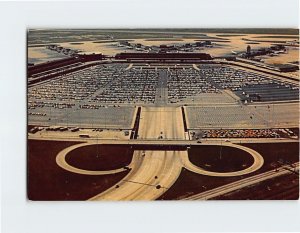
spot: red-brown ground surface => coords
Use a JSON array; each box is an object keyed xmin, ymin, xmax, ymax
[
  {"xmin": 188, "ymin": 145, "xmax": 254, "ymax": 173},
  {"xmin": 66, "ymin": 144, "xmax": 133, "ymax": 171},
  {"xmin": 28, "ymin": 140, "xmax": 299, "ymax": 200},
  {"xmin": 158, "ymin": 142, "xmax": 299, "ymax": 200},
  {"xmin": 27, "ymin": 140, "xmax": 131, "ymax": 200},
  {"xmin": 212, "ymin": 173, "xmax": 299, "ymax": 200}
]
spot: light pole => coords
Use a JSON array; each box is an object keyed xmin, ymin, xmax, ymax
[{"xmin": 219, "ymin": 138, "xmax": 223, "ymax": 161}]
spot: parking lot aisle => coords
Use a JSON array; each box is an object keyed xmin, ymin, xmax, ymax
[{"xmin": 155, "ymin": 69, "xmax": 168, "ymax": 106}]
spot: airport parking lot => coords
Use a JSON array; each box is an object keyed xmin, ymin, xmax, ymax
[
  {"xmin": 28, "ymin": 63, "xmax": 299, "ymax": 130},
  {"xmin": 186, "ymin": 105, "xmax": 266, "ymax": 129},
  {"xmin": 185, "ymin": 102, "xmax": 299, "ymax": 130},
  {"xmin": 28, "ymin": 105, "xmax": 136, "ymax": 129},
  {"xmin": 25, "ymin": 27, "xmax": 300, "ymax": 203},
  {"xmin": 168, "ymin": 64, "xmax": 299, "ymax": 103}
]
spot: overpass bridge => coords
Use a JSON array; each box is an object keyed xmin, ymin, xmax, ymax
[{"xmin": 28, "ymin": 135, "xmax": 298, "ymax": 145}]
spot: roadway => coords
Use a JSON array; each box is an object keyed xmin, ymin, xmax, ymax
[
  {"xmin": 89, "ymin": 107, "xmax": 185, "ymax": 200},
  {"xmin": 181, "ymin": 143, "xmax": 264, "ymax": 177},
  {"xmin": 155, "ymin": 71, "xmax": 169, "ymax": 106},
  {"xmin": 51, "ymin": 106, "xmax": 269, "ymax": 200},
  {"xmin": 183, "ymin": 162, "xmax": 299, "ymax": 200},
  {"xmin": 55, "ymin": 138, "xmax": 266, "ymax": 200},
  {"xmin": 29, "ymin": 134, "xmax": 299, "ymax": 144},
  {"xmin": 56, "ymin": 142, "xmax": 130, "ymax": 175}
]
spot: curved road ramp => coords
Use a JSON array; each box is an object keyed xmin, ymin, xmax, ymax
[{"xmin": 55, "ymin": 107, "xmax": 267, "ymax": 201}]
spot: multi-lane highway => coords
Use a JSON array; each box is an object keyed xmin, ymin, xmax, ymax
[
  {"xmin": 138, "ymin": 107, "xmax": 185, "ymax": 140},
  {"xmin": 29, "ymin": 133, "xmax": 298, "ymax": 144},
  {"xmin": 89, "ymin": 107, "xmax": 186, "ymax": 200},
  {"xmin": 183, "ymin": 162, "xmax": 299, "ymax": 200},
  {"xmin": 52, "ymin": 106, "xmax": 268, "ymax": 200}
]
